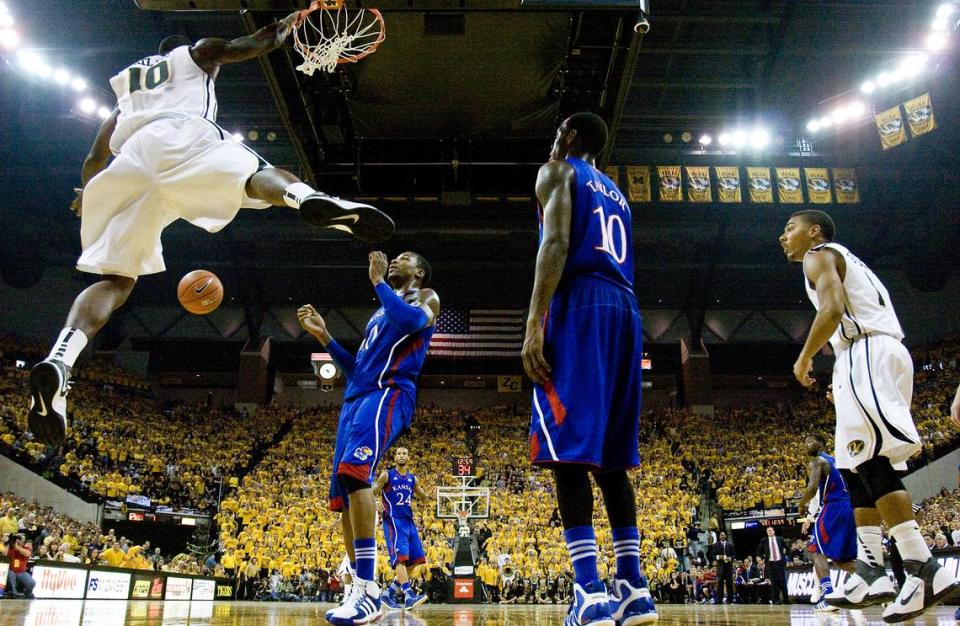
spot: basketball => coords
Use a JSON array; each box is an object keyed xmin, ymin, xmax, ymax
[{"xmin": 177, "ymin": 270, "xmax": 223, "ymax": 315}]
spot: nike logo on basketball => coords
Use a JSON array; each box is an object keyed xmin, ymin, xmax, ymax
[
  {"xmin": 331, "ymin": 214, "xmax": 360, "ymax": 224},
  {"xmin": 36, "ymin": 395, "xmax": 48, "ymax": 417},
  {"xmin": 195, "ymin": 279, "xmax": 213, "ymax": 295}
]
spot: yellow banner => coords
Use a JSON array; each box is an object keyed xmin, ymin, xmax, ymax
[
  {"xmin": 714, "ymin": 167, "xmax": 741, "ymax": 203},
  {"xmin": 604, "ymin": 166, "xmax": 620, "ymax": 187},
  {"xmin": 626, "ymin": 166, "xmax": 651, "ymax": 203},
  {"xmin": 903, "ymin": 92, "xmax": 937, "ymax": 137},
  {"xmin": 775, "ymin": 168, "xmax": 803, "ymax": 204},
  {"xmin": 804, "ymin": 168, "xmax": 832, "ymax": 204},
  {"xmin": 657, "ymin": 166, "xmax": 682, "ymax": 202},
  {"xmin": 875, "ymin": 105, "xmax": 907, "ymax": 150},
  {"xmin": 832, "ymin": 168, "xmax": 860, "ymax": 204},
  {"xmin": 746, "ymin": 167, "xmax": 773, "ymax": 203},
  {"xmin": 685, "ymin": 166, "xmax": 712, "ymax": 203}
]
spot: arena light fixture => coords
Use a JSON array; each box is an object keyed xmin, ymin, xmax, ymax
[
  {"xmin": 819, "ymin": 116, "xmax": 833, "ymax": 129},
  {"xmin": 926, "ymin": 31, "xmax": 949, "ymax": 51},
  {"xmin": 749, "ymin": 128, "xmax": 770, "ymax": 150},
  {"xmin": 680, "ymin": 131, "xmax": 692, "ymax": 143},
  {"xmin": 937, "ymin": 3, "xmax": 956, "ymax": 19},
  {"xmin": 231, "ymin": 132, "xmax": 244, "ymax": 143},
  {"xmin": 846, "ymin": 101, "xmax": 865, "ymax": 117},
  {"xmin": 698, "ymin": 134, "xmax": 712, "ymax": 146},
  {"xmin": 78, "ymin": 97, "xmax": 96, "ymax": 114},
  {"xmin": 717, "ymin": 132, "xmax": 731, "ymax": 146},
  {"xmin": 932, "ymin": 16, "xmax": 950, "ymax": 30},
  {"xmin": 875, "ymin": 71, "xmax": 892, "ymax": 87},
  {"xmin": 0, "ymin": 2, "xmax": 8, "ymax": 14},
  {"xmin": 860, "ymin": 80, "xmax": 876, "ymax": 94},
  {"xmin": 0, "ymin": 12, "xmax": 13, "ymax": 28},
  {"xmin": 731, "ymin": 129, "xmax": 747, "ymax": 148},
  {"xmin": 53, "ymin": 68, "xmax": 70, "ymax": 85},
  {"xmin": 899, "ymin": 53, "xmax": 929, "ymax": 76},
  {"xmin": 35, "ymin": 62, "xmax": 52, "ymax": 79},
  {"xmin": 70, "ymin": 77, "xmax": 86, "ymax": 92},
  {"xmin": 806, "ymin": 120, "xmax": 820, "ymax": 133},
  {"xmin": 0, "ymin": 26, "xmax": 16, "ymax": 48},
  {"xmin": 97, "ymin": 106, "xmax": 111, "ymax": 119}
]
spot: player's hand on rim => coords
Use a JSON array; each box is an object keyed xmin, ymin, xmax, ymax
[
  {"xmin": 368, "ymin": 251, "xmax": 388, "ymax": 285},
  {"xmin": 521, "ymin": 323, "xmax": 551, "ymax": 384}
]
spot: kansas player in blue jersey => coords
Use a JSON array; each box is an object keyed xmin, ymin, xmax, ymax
[
  {"xmin": 372, "ymin": 446, "xmax": 431, "ymax": 611},
  {"xmin": 797, "ymin": 433, "xmax": 857, "ymax": 612},
  {"xmin": 298, "ymin": 251, "xmax": 438, "ymax": 626},
  {"xmin": 522, "ymin": 112, "xmax": 656, "ymax": 626}
]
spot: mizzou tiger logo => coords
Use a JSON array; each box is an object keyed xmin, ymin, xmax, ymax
[
  {"xmin": 877, "ymin": 118, "xmax": 903, "ymax": 137},
  {"xmin": 688, "ymin": 176, "xmax": 710, "ymax": 191},
  {"xmin": 907, "ymin": 106, "xmax": 932, "ymax": 125},
  {"xmin": 835, "ymin": 178, "xmax": 857, "ymax": 193},
  {"xmin": 749, "ymin": 176, "xmax": 771, "ymax": 191},
  {"xmin": 660, "ymin": 176, "xmax": 681, "ymax": 191},
  {"xmin": 808, "ymin": 177, "xmax": 830, "ymax": 192},
  {"xmin": 847, "ymin": 440, "xmax": 865, "ymax": 457},
  {"xmin": 718, "ymin": 177, "xmax": 740, "ymax": 191},
  {"xmin": 778, "ymin": 177, "xmax": 801, "ymax": 192}
]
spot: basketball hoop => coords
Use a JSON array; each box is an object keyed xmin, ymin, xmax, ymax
[
  {"xmin": 455, "ymin": 509, "xmax": 471, "ymax": 537},
  {"xmin": 292, "ymin": 0, "xmax": 386, "ymax": 76}
]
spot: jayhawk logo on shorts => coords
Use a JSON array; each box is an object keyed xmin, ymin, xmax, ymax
[
  {"xmin": 354, "ymin": 446, "xmax": 373, "ymax": 461},
  {"xmin": 847, "ymin": 440, "xmax": 865, "ymax": 457}
]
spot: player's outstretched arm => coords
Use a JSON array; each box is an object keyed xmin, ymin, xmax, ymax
[
  {"xmin": 190, "ymin": 11, "xmax": 299, "ymax": 73},
  {"xmin": 368, "ymin": 252, "xmax": 436, "ymax": 332},
  {"xmin": 793, "ymin": 250, "xmax": 844, "ymax": 387},
  {"xmin": 797, "ymin": 457, "xmax": 823, "ymax": 512},
  {"xmin": 522, "ymin": 160, "xmax": 574, "ymax": 384},
  {"xmin": 72, "ymin": 108, "xmax": 120, "ymax": 216},
  {"xmin": 297, "ymin": 304, "xmax": 356, "ymax": 377}
]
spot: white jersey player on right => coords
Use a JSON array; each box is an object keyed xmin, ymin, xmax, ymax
[
  {"xmin": 28, "ymin": 16, "xmax": 395, "ymax": 449},
  {"xmin": 782, "ymin": 210, "xmax": 958, "ymax": 623}
]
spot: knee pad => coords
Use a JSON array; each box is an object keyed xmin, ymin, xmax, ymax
[
  {"xmin": 839, "ymin": 469, "xmax": 873, "ymax": 509},
  {"xmin": 853, "ymin": 457, "xmax": 906, "ymax": 501},
  {"xmin": 341, "ymin": 475, "xmax": 370, "ymax": 495}
]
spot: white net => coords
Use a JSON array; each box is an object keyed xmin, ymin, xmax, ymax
[{"xmin": 293, "ymin": 3, "xmax": 385, "ymax": 76}]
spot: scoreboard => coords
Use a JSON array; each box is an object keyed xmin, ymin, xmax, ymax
[{"xmin": 451, "ymin": 456, "xmax": 476, "ymax": 477}]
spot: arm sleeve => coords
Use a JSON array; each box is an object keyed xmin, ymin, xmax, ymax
[
  {"xmin": 374, "ymin": 282, "xmax": 429, "ymax": 333},
  {"xmin": 325, "ymin": 339, "xmax": 356, "ymax": 378}
]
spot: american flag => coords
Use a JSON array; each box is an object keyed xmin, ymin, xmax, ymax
[{"xmin": 429, "ymin": 309, "xmax": 524, "ymax": 358}]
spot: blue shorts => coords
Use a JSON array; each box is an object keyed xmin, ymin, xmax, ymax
[
  {"xmin": 808, "ymin": 498, "xmax": 857, "ymax": 562},
  {"xmin": 383, "ymin": 516, "xmax": 426, "ymax": 568},
  {"xmin": 329, "ymin": 388, "xmax": 413, "ymax": 511},
  {"xmin": 529, "ymin": 279, "xmax": 642, "ymax": 471}
]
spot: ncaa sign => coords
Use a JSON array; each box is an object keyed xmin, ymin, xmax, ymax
[{"xmin": 87, "ymin": 570, "xmax": 131, "ymax": 599}]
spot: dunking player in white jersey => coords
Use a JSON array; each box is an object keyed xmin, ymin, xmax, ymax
[
  {"xmin": 782, "ymin": 210, "xmax": 958, "ymax": 622},
  {"xmin": 28, "ymin": 18, "xmax": 394, "ymax": 448}
]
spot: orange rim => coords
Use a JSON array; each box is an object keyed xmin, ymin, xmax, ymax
[{"xmin": 293, "ymin": 2, "xmax": 385, "ymax": 66}]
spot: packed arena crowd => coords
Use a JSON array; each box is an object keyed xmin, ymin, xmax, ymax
[{"xmin": 0, "ymin": 332, "xmax": 957, "ymax": 603}]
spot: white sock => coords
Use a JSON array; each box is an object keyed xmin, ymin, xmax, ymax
[
  {"xmin": 856, "ymin": 526, "xmax": 883, "ymax": 567},
  {"xmin": 282, "ymin": 182, "xmax": 317, "ymax": 209},
  {"xmin": 889, "ymin": 520, "xmax": 932, "ymax": 563},
  {"xmin": 47, "ymin": 328, "xmax": 88, "ymax": 367}
]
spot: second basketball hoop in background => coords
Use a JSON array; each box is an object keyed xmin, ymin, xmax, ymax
[{"xmin": 292, "ymin": 0, "xmax": 386, "ymax": 75}]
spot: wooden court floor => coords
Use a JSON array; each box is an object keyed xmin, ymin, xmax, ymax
[{"xmin": 0, "ymin": 600, "xmax": 957, "ymax": 625}]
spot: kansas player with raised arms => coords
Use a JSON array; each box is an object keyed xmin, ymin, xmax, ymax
[
  {"xmin": 371, "ymin": 446, "xmax": 431, "ymax": 611},
  {"xmin": 298, "ymin": 251, "xmax": 438, "ymax": 626},
  {"xmin": 796, "ymin": 432, "xmax": 856, "ymax": 612},
  {"xmin": 522, "ymin": 112, "xmax": 656, "ymax": 626},
  {"xmin": 28, "ymin": 16, "xmax": 395, "ymax": 448}
]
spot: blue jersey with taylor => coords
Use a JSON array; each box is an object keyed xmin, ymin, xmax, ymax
[
  {"xmin": 539, "ymin": 157, "xmax": 634, "ymax": 293},
  {"xmin": 345, "ymin": 295, "xmax": 435, "ymax": 402},
  {"xmin": 382, "ymin": 468, "xmax": 416, "ymax": 521},
  {"xmin": 818, "ymin": 452, "xmax": 850, "ymax": 505}
]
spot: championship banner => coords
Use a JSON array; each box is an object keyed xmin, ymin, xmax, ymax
[
  {"xmin": 804, "ymin": 168, "xmax": 832, "ymax": 204},
  {"xmin": 832, "ymin": 168, "xmax": 860, "ymax": 204},
  {"xmin": 713, "ymin": 166, "xmax": 741, "ymax": 203},
  {"xmin": 626, "ymin": 166, "xmax": 651, "ymax": 203},
  {"xmin": 657, "ymin": 166, "xmax": 682, "ymax": 202},
  {"xmin": 604, "ymin": 166, "xmax": 620, "ymax": 187},
  {"xmin": 685, "ymin": 166, "xmax": 712, "ymax": 203},
  {"xmin": 746, "ymin": 167, "xmax": 773, "ymax": 203},
  {"xmin": 903, "ymin": 92, "xmax": 937, "ymax": 137},
  {"xmin": 875, "ymin": 105, "xmax": 907, "ymax": 150},
  {"xmin": 775, "ymin": 167, "xmax": 803, "ymax": 204}
]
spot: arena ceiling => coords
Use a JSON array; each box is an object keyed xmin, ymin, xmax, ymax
[{"xmin": 0, "ymin": 0, "xmax": 957, "ymax": 347}]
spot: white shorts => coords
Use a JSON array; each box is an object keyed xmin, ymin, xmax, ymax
[
  {"xmin": 77, "ymin": 116, "xmax": 272, "ymax": 279},
  {"xmin": 831, "ymin": 334, "xmax": 921, "ymax": 471}
]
